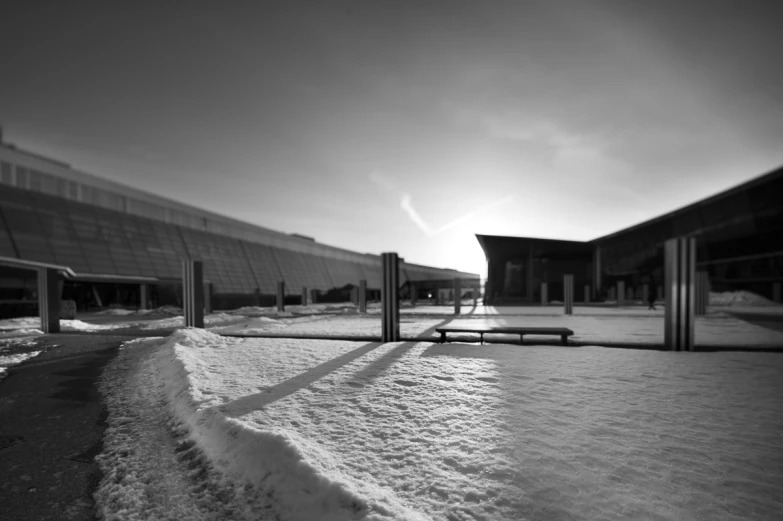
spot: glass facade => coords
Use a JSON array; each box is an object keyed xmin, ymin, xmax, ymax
[
  {"xmin": 479, "ymin": 166, "xmax": 783, "ymax": 302},
  {"xmin": 0, "ymin": 182, "xmax": 477, "ymax": 301}
]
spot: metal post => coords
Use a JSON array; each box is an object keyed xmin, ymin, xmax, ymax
[
  {"xmin": 140, "ymin": 283, "xmax": 148, "ymax": 310},
  {"xmin": 563, "ymin": 274, "xmax": 573, "ymax": 315},
  {"xmin": 38, "ymin": 268, "xmax": 60, "ymax": 333},
  {"xmin": 454, "ymin": 278, "xmax": 461, "ymax": 315},
  {"xmin": 182, "ymin": 260, "xmax": 204, "ymax": 328},
  {"xmin": 664, "ymin": 237, "xmax": 696, "ymax": 351},
  {"xmin": 695, "ymin": 270, "xmax": 708, "ymax": 316},
  {"xmin": 540, "ymin": 282, "xmax": 548, "ymax": 306},
  {"xmin": 617, "ymin": 281, "xmax": 625, "ymax": 307},
  {"xmin": 359, "ymin": 279, "xmax": 367, "ymax": 313},
  {"xmin": 381, "ymin": 253, "xmax": 400, "ymax": 342},
  {"xmin": 583, "ymin": 284, "xmax": 590, "ymax": 304},
  {"xmin": 593, "ymin": 246, "xmax": 602, "ymax": 300},
  {"xmin": 277, "ymin": 281, "xmax": 285, "ymax": 312},
  {"xmin": 302, "ymin": 286, "xmax": 308, "ymax": 306},
  {"xmin": 311, "ymin": 288, "xmax": 318, "ymax": 305}
]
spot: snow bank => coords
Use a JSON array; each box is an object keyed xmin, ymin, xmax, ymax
[
  {"xmin": 94, "ymin": 308, "xmax": 138, "ymax": 316},
  {"xmin": 710, "ymin": 290, "xmax": 780, "ymax": 307},
  {"xmin": 0, "ymin": 350, "xmax": 42, "ymax": 380},
  {"xmin": 0, "ymin": 328, "xmax": 44, "ymax": 338},
  {"xmin": 156, "ymin": 329, "xmax": 429, "ymax": 521},
  {"xmin": 0, "ymin": 317, "xmax": 42, "ymax": 330},
  {"xmin": 226, "ymin": 303, "xmax": 357, "ymax": 318},
  {"xmin": 135, "ymin": 312, "xmax": 246, "ymax": 331},
  {"xmin": 209, "ymin": 316, "xmax": 286, "ymax": 335}
]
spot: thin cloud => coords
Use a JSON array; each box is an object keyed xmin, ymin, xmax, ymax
[
  {"xmin": 400, "ymin": 193, "xmax": 434, "ymax": 235},
  {"xmin": 371, "ymin": 169, "xmax": 518, "ymax": 236}
]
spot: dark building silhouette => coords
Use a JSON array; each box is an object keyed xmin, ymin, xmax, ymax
[{"xmin": 478, "ymin": 165, "xmax": 783, "ymax": 304}]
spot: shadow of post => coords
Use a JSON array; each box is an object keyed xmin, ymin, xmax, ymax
[
  {"xmin": 346, "ymin": 318, "xmax": 454, "ymax": 386},
  {"xmin": 216, "ymin": 317, "xmax": 455, "ymax": 418}
]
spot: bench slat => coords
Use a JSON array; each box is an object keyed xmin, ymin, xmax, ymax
[{"xmin": 435, "ymin": 326, "xmax": 574, "ymax": 346}]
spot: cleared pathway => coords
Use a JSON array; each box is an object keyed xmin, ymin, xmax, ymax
[{"xmin": 0, "ymin": 335, "xmax": 124, "ymax": 521}]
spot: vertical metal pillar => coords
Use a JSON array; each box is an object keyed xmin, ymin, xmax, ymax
[
  {"xmin": 38, "ymin": 268, "xmax": 60, "ymax": 333},
  {"xmin": 583, "ymin": 285, "xmax": 590, "ymax": 304},
  {"xmin": 204, "ymin": 282, "xmax": 212, "ymax": 314},
  {"xmin": 301, "ymin": 286, "xmax": 308, "ymax": 306},
  {"xmin": 311, "ymin": 288, "xmax": 319, "ymax": 305},
  {"xmin": 183, "ymin": 260, "xmax": 204, "ymax": 328},
  {"xmin": 774, "ymin": 282, "xmax": 782, "ymax": 303},
  {"xmin": 381, "ymin": 253, "xmax": 400, "ymax": 342},
  {"xmin": 593, "ymin": 246, "xmax": 602, "ymax": 300},
  {"xmin": 664, "ymin": 237, "xmax": 696, "ymax": 351},
  {"xmin": 563, "ymin": 274, "xmax": 573, "ymax": 315},
  {"xmin": 617, "ymin": 281, "xmax": 625, "ymax": 307},
  {"xmin": 359, "ymin": 279, "xmax": 367, "ymax": 313},
  {"xmin": 695, "ymin": 271, "xmax": 708, "ymax": 316},
  {"xmin": 454, "ymin": 278, "xmax": 461, "ymax": 315},
  {"xmin": 526, "ymin": 249, "xmax": 535, "ymax": 303},
  {"xmin": 410, "ymin": 283, "xmax": 417, "ymax": 307},
  {"xmin": 277, "ymin": 282, "xmax": 285, "ymax": 312},
  {"xmin": 140, "ymin": 283, "xmax": 149, "ymax": 310},
  {"xmin": 540, "ymin": 282, "xmax": 548, "ymax": 306}
]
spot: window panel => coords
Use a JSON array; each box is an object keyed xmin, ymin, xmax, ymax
[
  {"xmin": 28, "ymin": 169, "xmax": 42, "ymax": 191},
  {"xmin": 0, "ymin": 162, "xmax": 12, "ymax": 185},
  {"xmin": 68, "ymin": 182, "xmax": 79, "ymax": 200},
  {"xmin": 14, "ymin": 166, "xmax": 28, "ymax": 188},
  {"xmin": 39, "ymin": 172, "xmax": 59, "ymax": 195},
  {"xmin": 241, "ymin": 242, "xmax": 281, "ymax": 294}
]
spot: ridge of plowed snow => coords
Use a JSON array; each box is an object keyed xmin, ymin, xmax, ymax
[{"xmin": 157, "ymin": 329, "xmax": 430, "ymax": 521}]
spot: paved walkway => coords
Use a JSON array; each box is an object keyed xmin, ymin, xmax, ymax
[{"xmin": 0, "ymin": 335, "xmax": 126, "ymax": 521}]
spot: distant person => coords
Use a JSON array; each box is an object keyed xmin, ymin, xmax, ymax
[{"xmin": 647, "ymin": 283, "xmax": 657, "ymax": 310}]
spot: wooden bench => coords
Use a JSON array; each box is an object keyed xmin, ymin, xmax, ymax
[{"xmin": 435, "ymin": 327, "xmax": 574, "ymax": 346}]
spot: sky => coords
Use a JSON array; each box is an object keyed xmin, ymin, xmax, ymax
[{"xmin": 1, "ymin": 0, "xmax": 782, "ymax": 277}]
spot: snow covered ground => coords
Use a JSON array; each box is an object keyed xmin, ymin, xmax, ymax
[
  {"xmin": 217, "ymin": 312, "xmax": 783, "ymax": 348},
  {"xmin": 93, "ymin": 316, "xmax": 783, "ymax": 520}
]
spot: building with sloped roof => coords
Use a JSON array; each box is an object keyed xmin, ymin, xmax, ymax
[
  {"xmin": 0, "ymin": 140, "xmax": 478, "ymax": 314},
  {"xmin": 477, "ymin": 165, "xmax": 783, "ymax": 305}
]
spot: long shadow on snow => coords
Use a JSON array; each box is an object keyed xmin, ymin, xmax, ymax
[{"xmin": 217, "ymin": 318, "xmax": 454, "ymax": 418}]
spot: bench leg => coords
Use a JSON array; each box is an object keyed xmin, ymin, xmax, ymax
[
  {"xmin": 519, "ymin": 335, "xmax": 524, "ymax": 346},
  {"xmin": 480, "ymin": 333, "xmax": 484, "ymax": 345},
  {"xmin": 561, "ymin": 335, "xmax": 568, "ymax": 346},
  {"xmin": 440, "ymin": 331, "xmax": 446, "ymax": 344}
]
